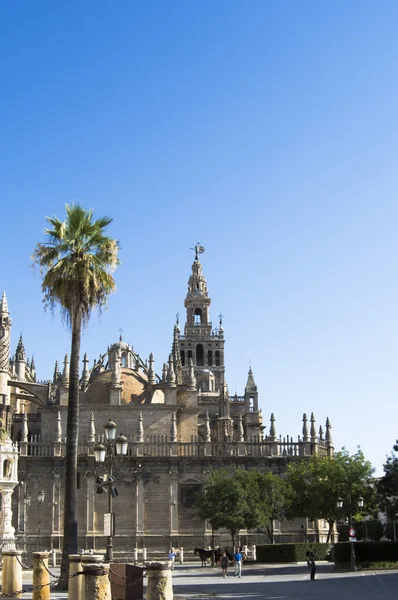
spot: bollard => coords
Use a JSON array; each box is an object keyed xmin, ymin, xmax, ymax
[
  {"xmin": 68, "ymin": 554, "xmax": 83, "ymax": 600},
  {"xmin": 32, "ymin": 551, "xmax": 50, "ymax": 600},
  {"xmin": 51, "ymin": 550, "xmax": 57, "ymax": 567},
  {"xmin": 252, "ymin": 545, "xmax": 257, "ymax": 561},
  {"xmin": 145, "ymin": 561, "xmax": 173, "ymax": 600},
  {"xmin": 80, "ymin": 554, "xmax": 104, "ymax": 600},
  {"xmin": 83, "ymin": 563, "xmax": 111, "ymax": 600},
  {"xmin": 143, "ymin": 547, "xmax": 147, "ymax": 562},
  {"xmin": 2, "ymin": 550, "xmax": 23, "ymax": 598},
  {"xmin": 134, "ymin": 547, "xmax": 138, "ymax": 564},
  {"xmin": 179, "ymin": 547, "xmax": 184, "ymax": 564}
]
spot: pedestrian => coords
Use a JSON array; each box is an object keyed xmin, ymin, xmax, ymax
[
  {"xmin": 234, "ymin": 548, "xmax": 243, "ymax": 578},
  {"xmin": 220, "ymin": 551, "xmax": 229, "ymax": 578},
  {"xmin": 168, "ymin": 547, "xmax": 177, "ymax": 570},
  {"xmin": 306, "ymin": 551, "xmax": 316, "ymax": 581}
]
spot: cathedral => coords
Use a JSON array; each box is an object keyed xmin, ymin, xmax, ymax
[{"xmin": 0, "ymin": 247, "xmax": 334, "ymax": 556}]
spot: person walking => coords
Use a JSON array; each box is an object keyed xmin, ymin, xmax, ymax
[
  {"xmin": 168, "ymin": 547, "xmax": 177, "ymax": 570},
  {"xmin": 220, "ymin": 551, "xmax": 229, "ymax": 578},
  {"xmin": 234, "ymin": 548, "xmax": 242, "ymax": 578},
  {"xmin": 306, "ymin": 551, "xmax": 316, "ymax": 581}
]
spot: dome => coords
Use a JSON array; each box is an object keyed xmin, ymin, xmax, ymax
[{"xmin": 83, "ymin": 368, "xmax": 149, "ymax": 405}]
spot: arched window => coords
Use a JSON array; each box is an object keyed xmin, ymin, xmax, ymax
[
  {"xmin": 196, "ymin": 344, "xmax": 204, "ymax": 367},
  {"xmin": 207, "ymin": 350, "xmax": 212, "ymax": 366},
  {"xmin": 188, "ymin": 350, "xmax": 193, "ymax": 363},
  {"xmin": 215, "ymin": 351, "xmax": 220, "ymax": 366},
  {"xmin": 194, "ymin": 308, "xmax": 202, "ymax": 324},
  {"xmin": 180, "ymin": 350, "xmax": 185, "ymax": 366},
  {"xmin": 121, "ymin": 354, "xmax": 127, "ymax": 368}
]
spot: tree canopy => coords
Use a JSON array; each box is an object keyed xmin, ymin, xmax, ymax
[{"xmin": 287, "ymin": 448, "xmax": 376, "ymax": 541}]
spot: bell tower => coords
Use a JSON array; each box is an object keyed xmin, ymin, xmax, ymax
[
  {"xmin": 180, "ymin": 245, "xmax": 225, "ymax": 390},
  {"xmin": 0, "ymin": 292, "xmax": 11, "ymax": 404}
]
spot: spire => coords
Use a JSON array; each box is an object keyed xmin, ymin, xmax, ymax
[
  {"xmin": 55, "ymin": 410, "xmax": 62, "ymax": 443},
  {"xmin": 310, "ymin": 413, "xmax": 317, "ymax": 442},
  {"xmin": 53, "ymin": 360, "xmax": 59, "ymax": 384},
  {"xmin": 21, "ymin": 411, "xmax": 28, "ymax": 443},
  {"xmin": 318, "ymin": 425, "xmax": 324, "ymax": 442},
  {"xmin": 204, "ymin": 411, "xmax": 211, "ymax": 443},
  {"xmin": 89, "ymin": 411, "xmax": 95, "ymax": 444},
  {"xmin": 162, "ymin": 362, "xmax": 168, "ymax": 383},
  {"xmin": 147, "ymin": 353, "xmax": 156, "ymax": 385},
  {"xmin": 186, "ymin": 357, "xmax": 196, "ymax": 391},
  {"xmin": 16, "ymin": 335, "xmax": 26, "ymax": 362},
  {"xmin": 325, "ymin": 417, "xmax": 333, "ymax": 445},
  {"xmin": 81, "ymin": 353, "xmax": 90, "ymax": 388},
  {"xmin": 167, "ymin": 354, "xmax": 176, "ymax": 386},
  {"xmin": 302, "ymin": 413, "xmax": 309, "ymax": 442},
  {"xmin": 0, "ymin": 291, "xmax": 8, "ymax": 315},
  {"xmin": 62, "ymin": 354, "xmax": 70, "ymax": 387},
  {"xmin": 245, "ymin": 366, "xmax": 257, "ymax": 394},
  {"xmin": 137, "ymin": 411, "xmax": 144, "ymax": 443},
  {"xmin": 237, "ymin": 414, "xmax": 244, "ymax": 442},
  {"xmin": 269, "ymin": 413, "xmax": 276, "ymax": 440},
  {"xmin": 172, "ymin": 326, "xmax": 183, "ymax": 385},
  {"xmin": 170, "ymin": 412, "xmax": 177, "ymax": 442}
]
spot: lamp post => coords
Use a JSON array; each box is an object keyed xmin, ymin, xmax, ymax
[
  {"xmin": 94, "ymin": 420, "xmax": 128, "ymax": 562},
  {"xmin": 337, "ymin": 495, "xmax": 364, "ymax": 571},
  {"xmin": 24, "ymin": 489, "xmax": 45, "ymax": 551}
]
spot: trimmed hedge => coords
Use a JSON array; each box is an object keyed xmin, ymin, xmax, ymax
[
  {"xmin": 256, "ymin": 543, "xmax": 331, "ymax": 563},
  {"xmin": 334, "ymin": 541, "xmax": 398, "ymax": 566}
]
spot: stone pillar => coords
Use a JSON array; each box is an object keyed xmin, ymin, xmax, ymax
[
  {"xmin": 133, "ymin": 547, "xmax": 138, "ymax": 564},
  {"xmin": 68, "ymin": 554, "xmax": 83, "ymax": 600},
  {"xmin": 81, "ymin": 554, "xmax": 104, "ymax": 600},
  {"xmin": 179, "ymin": 547, "xmax": 184, "ymax": 564},
  {"xmin": 2, "ymin": 550, "xmax": 22, "ymax": 598},
  {"xmin": 143, "ymin": 547, "xmax": 147, "ymax": 562},
  {"xmin": 83, "ymin": 563, "xmax": 111, "ymax": 600},
  {"xmin": 145, "ymin": 562, "xmax": 173, "ymax": 600},
  {"xmin": 32, "ymin": 551, "xmax": 50, "ymax": 600}
]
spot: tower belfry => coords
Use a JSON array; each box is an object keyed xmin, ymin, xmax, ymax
[{"xmin": 180, "ymin": 247, "xmax": 225, "ymax": 390}]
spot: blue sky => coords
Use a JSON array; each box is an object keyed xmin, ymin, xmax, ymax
[{"xmin": 1, "ymin": 1, "xmax": 398, "ymax": 475}]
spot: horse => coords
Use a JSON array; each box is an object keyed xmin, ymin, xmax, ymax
[
  {"xmin": 194, "ymin": 547, "xmax": 224, "ymax": 567},
  {"xmin": 194, "ymin": 547, "xmax": 213, "ymax": 567}
]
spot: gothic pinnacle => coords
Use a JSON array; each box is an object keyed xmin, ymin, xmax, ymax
[
  {"xmin": 187, "ymin": 357, "xmax": 196, "ymax": 391},
  {"xmin": 167, "ymin": 354, "xmax": 176, "ymax": 386},
  {"xmin": 148, "ymin": 352, "xmax": 156, "ymax": 385},
  {"xmin": 0, "ymin": 291, "xmax": 9, "ymax": 315},
  {"xmin": 302, "ymin": 413, "xmax": 309, "ymax": 442}
]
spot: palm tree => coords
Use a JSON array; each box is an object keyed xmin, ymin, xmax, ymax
[{"xmin": 32, "ymin": 204, "xmax": 120, "ymax": 585}]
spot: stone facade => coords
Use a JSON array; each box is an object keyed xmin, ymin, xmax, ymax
[{"xmin": 0, "ymin": 248, "xmax": 334, "ymax": 556}]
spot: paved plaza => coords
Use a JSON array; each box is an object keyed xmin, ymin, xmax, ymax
[{"xmin": 4, "ymin": 562, "xmax": 398, "ymax": 599}]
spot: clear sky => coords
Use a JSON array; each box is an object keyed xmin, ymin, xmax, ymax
[{"xmin": 1, "ymin": 1, "xmax": 397, "ymax": 476}]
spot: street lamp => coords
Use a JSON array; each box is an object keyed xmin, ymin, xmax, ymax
[
  {"xmin": 94, "ymin": 421, "xmax": 128, "ymax": 562},
  {"xmin": 336, "ymin": 495, "xmax": 363, "ymax": 571},
  {"xmin": 24, "ymin": 490, "xmax": 45, "ymax": 551}
]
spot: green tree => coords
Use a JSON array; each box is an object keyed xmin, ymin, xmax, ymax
[
  {"xmin": 33, "ymin": 204, "xmax": 120, "ymax": 585},
  {"xmin": 287, "ymin": 448, "xmax": 376, "ymax": 541},
  {"xmin": 196, "ymin": 469, "xmax": 261, "ymax": 550},
  {"xmin": 255, "ymin": 471, "xmax": 292, "ymax": 543},
  {"xmin": 377, "ymin": 440, "xmax": 398, "ymax": 527}
]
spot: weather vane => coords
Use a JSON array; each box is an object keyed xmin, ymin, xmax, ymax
[
  {"xmin": 190, "ymin": 242, "xmax": 205, "ymax": 260},
  {"xmin": 118, "ymin": 328, "xmax": 124, "ymax": 341}
]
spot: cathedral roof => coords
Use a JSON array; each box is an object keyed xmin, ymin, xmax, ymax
[{"xmin": 83, "ymin": 367, "xmax": 150, "ymax": 405}]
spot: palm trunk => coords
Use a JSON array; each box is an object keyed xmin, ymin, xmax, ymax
[{"xmin": 59, "ymin": 308, "xmax": 82, "ymax": 587}]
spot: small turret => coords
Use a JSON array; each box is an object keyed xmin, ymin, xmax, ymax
[
  {"xmin": 89, "ymin": 412, "xmax": 95, "ymax": 444},
  {"xmin": 310, "ymin": 413, "xmax": 317, "ymax": 442},
  {"xmin": 53, "ymin": 361, "xmax": 60, "ymax": 384},
  {"xmin": 170, "ymin": 412, "xmax": 177, "ymax": 442},
  {"xmin": 62, "ymin": 354, "xmax": 70, "ymax": 387},
  {"xmin": 302, "ymin": 413, "xmax": 309, "ymax": 442},
  {"xmin": 15, "ymin": 335, "xmax": 26, "ymax": 381},
  {"xmin": 187, "ymin": 358, "xmax": 196, "ymax": 391},
  {"xmin": 167, "ymin": 354, "xmax": 176, "ymax": 387},
  {"xmin": 269, "ymin": 413, "xmax": 276, "ymax": 441},
  {"xmin": 244, "ymin": 365, "xmax": 258, "ymax": 411},
  {"xmin": 147, "ymin": 353, "xmax": 156, "ymax": 385},
  {"xmin": 81, "ymin": 353, "xmax": 90, "ymax": 389},
  {"xmin": 137, "ymin": 411, "xmax": 144, "ymax": 443},
  {"xmin": 204, "ymin": 411, "xmax": 211, "ymax": 443}
]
